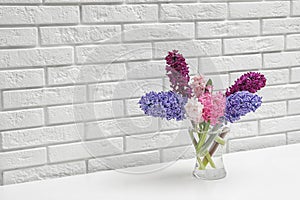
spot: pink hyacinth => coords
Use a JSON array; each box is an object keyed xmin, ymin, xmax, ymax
[
  {"xmin": 210, "ymin": 92, "xmax": 226, "ymax": 125},
  {"xmin": 198, "ymin": 91, "xmax": 226, "ymax": 125},
  {"xmin": 191, "ymin": 75, "xmax": 206, "ymax": 99},
  {"xmin": 198, "ymin": 92, "xmax": 213, "ymax": 123}
]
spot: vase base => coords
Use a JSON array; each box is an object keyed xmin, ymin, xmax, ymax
[{"xmin": 193, "ymin": 168, "xmax": 226, "ymax": 180}]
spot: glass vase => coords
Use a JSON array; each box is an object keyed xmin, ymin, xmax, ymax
[{"xmin": 189, "ymin": 123, "xmax": 229, "ymax": 180}]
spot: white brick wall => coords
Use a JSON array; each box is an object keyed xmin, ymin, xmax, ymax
[
  {"xmin": 0, "ymin": 6, "xmax": 79, "ymax": 25},
  {"xmin": 0, "ymin": 0, "xmax": 299, "ymax": 185},
  {"xmin": 0, "ymin": 28, "xmax": 37, "ymax": 47},
  {"xmin": 229, "ymin": 2, "xmax": 290, "ymax": 19}
]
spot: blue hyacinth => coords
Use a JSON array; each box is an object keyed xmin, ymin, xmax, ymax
[
  {"xmin": 225, "ymin": 91, "xmax": 262, "ymax": 123},
  {"xmin": 138, "ymin": 91, "xmax": 187, "ymax": 121}
]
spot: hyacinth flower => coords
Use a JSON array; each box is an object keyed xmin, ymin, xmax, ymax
[
  {"xmin": 188, "ymin": 79, "xmax": 227, "ymax": 169},
  {"xmin": 225, "ymin": 91, "xmax": 262, "ymax": 123},
  {"xmin": 138, "ymin": 91, "xmax": 187, "ymax": 121},
  {"xmin": 190, "ymin": 75, "xmax": 206, "ymax": 98},
  {"xmin": 165, "ymin": 50, "xmax": 192, "ymax": 98},
  {"xmin": 185, "ymin": 97, "xmax": 204, "ymax": 124},
  {"xmin": 138, "ymin": 50, "xmax": 267, "ymax": 179},
  {"xmin": 226, "ymin": 72, "xmax": 266, "ymax": 97}
]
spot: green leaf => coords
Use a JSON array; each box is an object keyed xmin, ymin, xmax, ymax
[{"xmin": 206, "ymin": 79, "xmax": 213, "ymax": 86}]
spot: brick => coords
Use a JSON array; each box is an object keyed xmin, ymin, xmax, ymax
[
  {"xmin": 260, "ymin": 115, "xmax": 300, "ymax": 134},
  {"xmin": 82, "ymin": 5, "xmax": 158, "ymax": 23},
  {"xmin": 127, "ymin": 0, "xmax": 197, "ymax": 2},
  {"xmin": 125, "ymin": 98, "xmax": 144, "ymax": 116},
  {"xmin": 48, "ymin": 63, "xmax": 126, "ymax": 85},
  {"xmin": 0, "ymin": 47, "xmax": 73, "ymax": 69},
  {"xmin": 0, "ymin": 0, "xmax": 42, "ymax": 3},
  {"xmin": 200, "ymin": 54, "xmax": 261, "ymax": 73},
  {"xmin": 76, "ymin": 43, "xmax": 152, "ymax": 64},
  {"xmin": 199, "ymin": 0, "xmax": 235, "ymax": 1},
  {"xmin": 291, "ymin": 68, "xmax": 300, "ymax": 82},
  {"xmin": 45, "ymin": 0, "xmax": 123, "ymax": 3},
  {"xmin": 228, "ymin": 134, "xmax": 286, "ymax": 153},
  {"xmin": 161, "ymin": 145, "xmax": 194, "ymax": 162},
  {"xmin": 0, "ymin": 6, "xmax": 79, "ymax": 25},
  {"xmin": 48, "ymin": 138, "xmax": 123, "ymax": 162},
  {"xmin": 88, "ymin": 151, "xmax": 160, "ymax": 172},
  {"xmin": 287, "ymin": 131, "xmax": 300, "ymax": 144},
  {"xmin": 47, "ymin": 101, "xmax": 124, "ymax": 124},
  {"xmin": 85, "ymin": 117, "xmax": 159, "ymax": 139},
  {"xmin": 160, "ymin": 3, "xmax": 227, "ymax": 21},
  {"xmin": 1, "ymin": 124, "xmax": 84, "ymax": 150},
  {"xmin": 264, "ymin": 51, "xmax": 300, "ymax": 68},
  {"xmin": 127, "ymin": 60, "xmax": 172, "ymax": 80},
  {"xmin": 263, "ymin": 18, "xmax": 300, "ymax": 34},
  {"xmin": 3, "ymin": 86, "xmax": 86, "ymax": 109},
  {"xmin": 229, "ymin": 2, "xmax": 289, "ymax": 19},
  {"xmin": 242, "ymin": 101, "xmax": 286, "ymax": 121},
  {"xmin": 0, "ymin": 69, "xmax": 44, "ymax": 89},
  {"xmin": 292, "ymin": 0, "xmax": 300, "ymax": 16},
  {"xmin": 0, "ymin": 148, "xmax": 46, "ymax": 170},
  {"xmin": 257, "ymin": 100, "xmax": 286, "ymax": 121},
  {"xmin": 40, "ymin": 25, "xmax": 121, "ymax": 45},
  {"xmin": 0, "ymin": 28, "xmax": 37, "ymax": 47},
  {"xmin": 197, "ymin": 20, "xmax": 259, "ymax": 38},
  {"xmin": 0, "ymin": 109, "xmax": 44, "ymax": 131},
  {"xmin": 258, "ymin": 83, "xmax": 300, "ymax": 101},
  {"xmin": 88, "ymin": 79, "xmax": 163, "ymax": 101},
  {"xmin": 224, "ymin": 36, "xmax": 284, "ymax": 55},
  {"xmin": 154, "ymin": 40, "xmax": 222, "ymax": 58},
  {"xmin": 3, "ymin": 161, "xmax": 86, "ymax": 185},
  {"xmin": 288, "ymin": 99, "xmax": 300, "ymax": 115},
  {"xmin": 126, "ymin": 129, "xmax": 191, "ymax": 152},
  {"xmin": 124, "ymin": 23, "xmax": 194, "ymax": 41},
  {"xmin": 286, "ymin": 34, "xmax": 300, "ymax": 50},
  {"xmin": 160, "ymin": 119, "xmax": 189, "ymax": 131},
  {"xmin": 229, "ymin": 121, "xmax": 258, "ymax": 139},
  {"xmin": 258, "ymin": 69, "xmax": 289, "ymax": 85},
  {"xmin": 127, "ymin": 58, "xmax": 198, "ymax": 80}
]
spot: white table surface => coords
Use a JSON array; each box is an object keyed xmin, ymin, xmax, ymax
[{"xmin": 0, "ymin": 144, "xmax": 299, "ymax": 200}]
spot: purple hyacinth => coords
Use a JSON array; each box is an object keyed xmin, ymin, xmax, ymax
[
  {"xmin": 226, "ymin": 72, "xmax": 266, "ymax": 97},
  {"xmin": 165, "ymin": 50, "xmax": 192, "ymax": 98},
  {"xmin": 225, "ymin": 91, "xmax": 262, "ymax": 123},
  {"xmin": 138, "ymin": 91, "xmax": 187, "ymax": 121}
]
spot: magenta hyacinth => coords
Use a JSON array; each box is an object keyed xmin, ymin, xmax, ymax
[
  {"xmin": 165, "ymin": 50, "xmax": 192, "ymax": 98},
  {"xmin": 226, "ymin": 72, "xmax": 266, "ymax": 97}
]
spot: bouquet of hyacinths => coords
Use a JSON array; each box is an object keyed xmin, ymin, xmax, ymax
[{"xmin": 139, "ymin": 50, "xmax": 267, "ymax": 180}]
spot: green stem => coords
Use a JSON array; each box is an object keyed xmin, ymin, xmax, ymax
[
  {"xmin": 189, "ymin": 130, "xmax": 197, "ymax": 149},
  {"xmin": 204, "ymin": 151, "xmax": 216, "ymax": 168},
  {"xmin": 202, "ymin": 128, "xmax": 229, "ymax": 167},
  {"xmin": 194, "ymin": 122, "xmax": 212, "ymax": 170},
  {"xmin": 196, "ymin": 132, "xmax": 207, "ymax": 153},
  {"xmin": 196, "ymin": 122, "xmax": 210, "ymax": 154},
  {"xmin": 197, "ymin": 156, "xmax": 205, "ymax": 170},
  {"xmin": 189, "ymin": 125, "xmax": 206, "ymax": 169}
]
